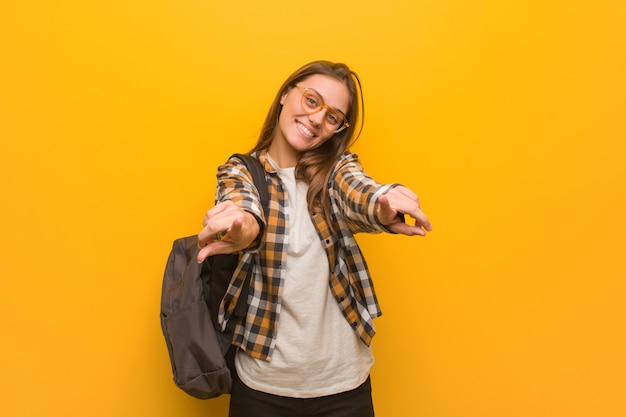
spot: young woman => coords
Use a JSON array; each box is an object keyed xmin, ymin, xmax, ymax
[{"xmin": 197, "ymin": 60, "xmax": 432, "ymax": 417}]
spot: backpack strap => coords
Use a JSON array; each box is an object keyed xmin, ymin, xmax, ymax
[{"xmin": 220, "ymin": 153, "xmax": 268, "ymax": 341}]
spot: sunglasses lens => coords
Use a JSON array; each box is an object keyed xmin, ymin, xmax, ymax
[
  {"xmin": 302, "ymin": 90, "xmax": 321, "ymax": 111},
  {"xmin": 299, "ymin": 87, "xmax": 347, "ymax": 133}
]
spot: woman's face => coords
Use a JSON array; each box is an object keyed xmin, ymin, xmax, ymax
[{"xmin": 270, "ymin": 74, "xmax": 350, "ymax": 167}]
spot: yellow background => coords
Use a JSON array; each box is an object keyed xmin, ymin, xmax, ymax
[{"xmin": 1, "ymin": 0, "xmax": 624, "ymax": 416}]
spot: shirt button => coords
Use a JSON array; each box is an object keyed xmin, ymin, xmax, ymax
[{"xmin": 351, "ymin": 322, "xmax": 358, "ymax": 328}]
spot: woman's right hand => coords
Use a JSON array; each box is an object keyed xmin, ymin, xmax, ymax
[{"xmin": 196, "ymin": 201, "xmax": 260, "ymax": 263}]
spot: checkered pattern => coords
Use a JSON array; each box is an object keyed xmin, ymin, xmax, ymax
[{"xmin": 216, "ymin": 150, "xmax": 399, "ymax": 361}]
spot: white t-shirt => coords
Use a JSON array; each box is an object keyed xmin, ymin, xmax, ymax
[{"xmin": 235, "ymin": 157, "xmax": 374, "ymax": 398}]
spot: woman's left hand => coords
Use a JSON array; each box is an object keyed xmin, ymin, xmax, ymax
[{"xmin": 378, "ymin": 186, "xmax": 432, "ymax": 236}]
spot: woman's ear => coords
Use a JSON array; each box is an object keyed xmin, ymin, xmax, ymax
[{"xmin": 280, "ymin": 85, "xmax": 295, "ymax": 105}]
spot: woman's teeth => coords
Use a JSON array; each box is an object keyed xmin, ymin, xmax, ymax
[{"xmin": 297, "ymin": 122, "xmax": 314, "ymax": 137}]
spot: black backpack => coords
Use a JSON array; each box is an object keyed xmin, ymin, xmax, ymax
[{"xmin": 160, "ymin": 154, "xmax": 268, "ymax": 399}]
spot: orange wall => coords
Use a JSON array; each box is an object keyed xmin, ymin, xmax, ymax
[{"xmin": 1, "ymin": 1, "xmax": 625, "ymax": 416}]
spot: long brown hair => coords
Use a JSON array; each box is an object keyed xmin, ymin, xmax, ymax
[{"xmin": 249, "ymin": 60, "xmax": 364, "ymax": 224}]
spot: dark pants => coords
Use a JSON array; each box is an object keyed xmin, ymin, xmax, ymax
[{"xmin": 228, "ymin": 372, "xmax": 375, "ymax": 417}]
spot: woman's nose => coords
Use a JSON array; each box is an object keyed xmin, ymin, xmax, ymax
[{"xmin": 308, "ymin": 110, "xmax": 325, "ymax": 127}]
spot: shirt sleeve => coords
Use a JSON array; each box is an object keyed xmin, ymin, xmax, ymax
[
  {"xmin": 330, "ymin": 153, "xmax": 401, "ymax": 234},
  {"xmin": 215, "ymin": 155, "xmax": 266, "ymax": 251}
]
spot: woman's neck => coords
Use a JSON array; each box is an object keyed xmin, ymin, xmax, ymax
[{"xmin": 267, "ymin": 141, "xmax": 300, "ymax": 168}]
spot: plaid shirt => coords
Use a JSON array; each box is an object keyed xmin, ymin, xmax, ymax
[{"xmin": 216, "ymin": 150, "xmax": 398, "ymax": 361}]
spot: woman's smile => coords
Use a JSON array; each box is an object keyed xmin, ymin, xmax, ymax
[{"xmin": 296, "ymin": 120, "xmax": 315, "ymax": 138}]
